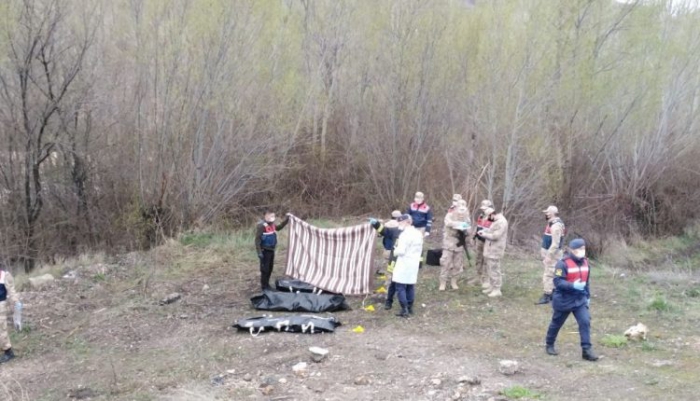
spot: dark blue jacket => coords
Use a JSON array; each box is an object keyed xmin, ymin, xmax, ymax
[
  {"xmin": 255, "ymin": 217, "xmax": 289, "ymax": 253},
  {"xmin": 552, "ymin": 254, "xmax": 590, "ymax": 312},
  {"xmin": 406, "ymin": 202, "xmax": 433, "ymax": 232},
  {"xmin": 371, "ymin": 221, "xmax": 401, "ymax": 251}
]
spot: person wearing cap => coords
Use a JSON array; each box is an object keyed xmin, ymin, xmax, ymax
[
  {"xmin": 406, "ymin": 192, "xmax": 433, "ymax": 237},
  {"xmin": 471, "ymin": 199, "xmax": 494, "ymax": 287},
  {"xmin": 545, "ymin": 238, "xmax": 599, "ymax": 361},
  {"xmin": 476, "ymin": 206, "xmax": 508, "ymax": 297},
  {"xmin": 255, "ymin": 210, "xmax": 290, "ymax": 291},
  {"xmin": 447, "ymin": 194, "xmax": 463, "ymax": 213},
  {"xmin": 392, "ymin": 214, "xmax": 424, "ymax": 317},
  {"xmin": 536, "ymin": 205, "xmax": 566, "ymax": 305},
  {"xmin": 369, "ymin": 211, "xmax": 402, "ymax": 309},
  {"xmin": 439, "ymin": 200, "xmax": 471, "ymax": 291}
]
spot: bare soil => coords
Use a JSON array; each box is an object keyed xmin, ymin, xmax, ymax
[{"xmin": 2, "ymin": 238, "xmax": 699, "ymax": 401}]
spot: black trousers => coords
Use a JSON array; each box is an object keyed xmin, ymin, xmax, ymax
[{"xmin": 260, "ymin": 249, "xmax": 275, "ymax": 290}]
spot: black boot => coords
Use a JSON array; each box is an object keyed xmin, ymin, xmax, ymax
[
  {"xmin": 535, "ymin": 293, "xmax": 551, "ymax": 305},
  {"xmin": 0, "ymin": 348, "xmax": 15, "ymax": 364},
  {"xmin": 384, "ymin": 300, "xmax": 393, "ymax": 310},
  {"xmin": 407, "ymin": 302, "xmax": 414, "ymax": 315},
  {"xmin": 582, "ymin": 348, "xmax": 599, "ymax": 361},
  {"xmin": 396, "ymin": 305, "xmax": 409, "ymax": 318},
  {"xmin": 546, "ymin": 345, "xmax": 558, "ymax": 356}
]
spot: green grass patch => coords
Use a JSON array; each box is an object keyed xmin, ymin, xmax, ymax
[
  {"xmin": 641, "ymin": 341, "xmax": 658, "ymax": 352},
  {"xmin": 600, "ymin": 334, "xmax": 628, "ymax": 348},
  {"xmin": 648, "ymin": 294, "xmax": 672, "ymax": 312},
  {"xmin": 685, "ymin": 287, "xmax": 700, "ymax": 298},
  {"xmin": 501, "ymin": 385, "xmax": 542, "ymax": 399}
]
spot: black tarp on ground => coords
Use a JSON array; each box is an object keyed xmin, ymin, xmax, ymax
[
  {"xmin": 275, "ymin": 278, "xmax": 337, "ymax": 294},
  {"xmin": 251, "ymin": 290, "xmax": 351, "ymax": 312},
  {"xmin": 233, "ymin": 315, "xmax": 341, "ymax": 334}
]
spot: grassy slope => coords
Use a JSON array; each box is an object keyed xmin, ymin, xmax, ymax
[{"xmin": 2, "ymin": 221, "xmax": 699, "ymax": 401}]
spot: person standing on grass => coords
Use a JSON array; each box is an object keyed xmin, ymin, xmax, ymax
[
  {"xmin": 406, "ymin": 191, "xmax": 433, "ymax": 237},
  {"xmin": 471, "ymin": 199, "xmax": 494, "ymax": 287},
  {"xmin": 369, "ymin": 211, "xmax": 402, "ymax": 310},
  {"xmin": 536, "ymin": 205, "xmax": 566, "ymax": 305},
  {"xmin": 392, "ymin": 214, "xmax": 424, "ymax": 318},
  {"xmin": 255, "ymin": 210, "xmax": 290, "ymax": 291},
  {"xmin": 439, "ymin": 199, "xmax": 471, "ymax": 291},
  {"xmin": 0, "ymin": 263, "xmax": 22, "ymax": 364},
  {"xmin": 476, "ymin": 206, "xmax": 508, "ymax": 298},
  {"xmin": 544, "ymin": 238, "xmax": 599, "ymax": 361}
]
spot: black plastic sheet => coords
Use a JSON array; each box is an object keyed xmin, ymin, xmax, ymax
[
  {"xmin": 251, "ymin": 290, "xmax": 351, "ymax": 312},
  {"xmin": 233, "ymin": 315, "xmax": 341, "ymax": 335},
  {"xmin": 275, "ymin": 278, "xmax": 337, "ymax": 294}
]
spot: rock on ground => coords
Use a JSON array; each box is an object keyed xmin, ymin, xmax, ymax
[{"xmin": 499, "ymin": 360, "xmax": 519, "ymax": 376}]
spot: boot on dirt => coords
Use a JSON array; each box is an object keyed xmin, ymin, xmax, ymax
[
  {"xmin": 481, "ymin": 286, "xmax": 493, "ymax": 294},
  {"xmin": 407, "ymin": 302, "xmax": 414, "ymax": 315},
  {"xmin": 439, "ymin": 279, "xmax": 447, "ymax": 291},
  {"xmin": 582, "ymin": 348, "xmax": 599, "ymax": 361},
  {"xmin": 384, "ymin": 299, "xmax": 393, "ymax": 310},
  {"xmin": 450, "ymin": 278, "xmax": 459, "ymax": 290},
  {"xmin": 546, "ymin": 345, "xmax": 558, "ymax": 356},
  {"xmin": 396, "ymin": 304, "xmax": 410, "ymax": 318},
  {"xmin": 535, "ymin": 293, "xmax": 551, "ymax": 305},
  {"xmin": 0, "ymin": 348, "xmax": 15, "ymax": 364}
]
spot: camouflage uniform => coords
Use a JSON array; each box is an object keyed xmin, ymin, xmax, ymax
[
  {"xmin": 479, "ymin": 210, "xmax": 509, "ymax": 297},
  {"xmin": 0, "ymin": 270, "xmax": 19, "ymax": 353},
  {"xmin": 439, "ymin": 203, "xmax": 470, "ymax": 290}
]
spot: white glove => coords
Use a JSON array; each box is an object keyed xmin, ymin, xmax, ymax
[{"xmin": 424, "ymin": 232, "xmax": 430, "ymax": 237}]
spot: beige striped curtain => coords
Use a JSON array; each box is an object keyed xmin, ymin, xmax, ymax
[{"xmin": 285, "ymin": 215, "xmax": 377, "ymax": 295}]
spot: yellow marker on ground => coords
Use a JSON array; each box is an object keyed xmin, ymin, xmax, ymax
[
  {"xmin": 364, "ymin": 305, "xmax": 375, "ymax": 312},
  {"xmin": 352, "ymin": 325, "xmax": 365, "ymax": 333},
  {"xmin": 375, "ymin": 286, "xmax": 387, "ymax": 294}
]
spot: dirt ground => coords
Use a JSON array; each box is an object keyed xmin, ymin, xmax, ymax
[{"xmin": 1, "ymin": 234, "xmax": 699, "ymax": 401}]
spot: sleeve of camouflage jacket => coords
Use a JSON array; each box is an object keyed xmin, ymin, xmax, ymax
[
  {"xmin": 547, "ymin": 222, "xmax": 563, "ymax": 257},
  {"xmin": 4, "ymin": 271, "xmax": 19, "ymax": 304}
]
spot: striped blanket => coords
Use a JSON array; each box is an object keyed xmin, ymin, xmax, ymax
[{"xmin": 285, "ymin": 215, "xmax": 376, "ymax": 295}]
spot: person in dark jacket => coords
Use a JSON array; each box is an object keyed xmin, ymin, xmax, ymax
[
  {"xmin": 406, "ymin": 191, "xmax": 433, "ymax": 237},
  {"xmin": 255, "ymin": 211, "xmax": 290, "ymax": 291},
  {"xmin": 370, "ymin": 214, "xmax": 402, "ymax": 310},
  {"xmin": 545, "ymin": 238, "xmax": 599, "ymax": 361}
]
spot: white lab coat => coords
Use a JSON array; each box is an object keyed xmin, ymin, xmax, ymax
[{"xmin": 392, "ymin": 226, "xmax": 424, "ymax": 285}]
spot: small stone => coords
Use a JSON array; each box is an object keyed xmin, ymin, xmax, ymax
[
  {"xmin": 457, "ymin": 376, "xmax": 481, "ymax": 385},
  {"xmin": 63, "ymin": 271, "xmax": 78, "ymax": 279},
  {"xmin": 262, "ymin": 376, "xmax": 278, "ymax": 386},
  {"xmin": 211, "ymin": 375, "xmax": 224, "ymax": 386},
  {"xmin": 354, "ymin": 376, "xmax": 370, "ymax": 386},
  {"xmin": 451, "ymin": 390, "xmax": 462, "ymax": 400},
  {"xmin": 202, "ymin": 284, "xmax": 210, "ymax": 291},
  {"xmin": 431, "ymin": 378, "xmax": 442, "ymax": 386},
  {"xmin": 242, "ymin": 373, "xmax": 253, "ymax": 382},
  {"xmin": 293, "ymin": 362, "xmax": 308, "ymax": 377},
  {"xmin": 160, "ymin": 292, "xmax": 181, "ymax": 305},
  {"xmin": 29, "ymin": 274, "xmax": 55, "ymax": 289},
  {"xmin": 309, "ymin": 346, "xmax": 329, "ymax": 363},
  {"xmin": 374, "ymin": 352, "xmax": 390, "ymax": 361},
  {"xmin": 179, "ymin": 314, "xmax": 188, "ymax": 319},
  {"xmin": 499, "ymin": 360, "xmax": 519, "ymax": 376},
  {"xmin": 226, "ymin": 369, "xmax": 235, "ymax": 374},
  {"xmin": 259, "ymin": 384, "xmax": 274, "ymax": 396},
  {"xmin": 278, "ymin": 378, "xmax": 288, "ymax": 384},
  {"xmin": 428, "ymin": 390, "xmax": 437, "ymax": 396}
]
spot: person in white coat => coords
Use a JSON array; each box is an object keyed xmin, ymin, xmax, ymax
[{"xmin": 392, "ymin": 214, "xmax": 424, "ymax": 317}]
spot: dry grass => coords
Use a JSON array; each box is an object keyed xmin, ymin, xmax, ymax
[{"xmin": 2, "ymin": 227, "xmax": 700, "ymax": 400}]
